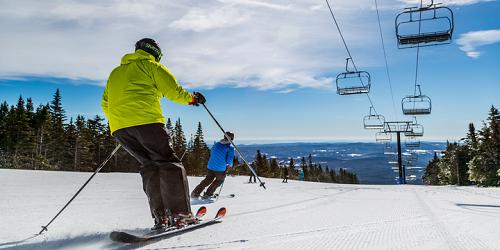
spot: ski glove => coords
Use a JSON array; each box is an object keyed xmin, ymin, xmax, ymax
[{"xmin": 189, "ymin": 92, "xmax": 206, "ymax": 106}]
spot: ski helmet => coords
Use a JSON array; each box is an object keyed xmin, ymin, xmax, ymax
[
  {"xmin": 135, "ymin": 38, "xmax": 162, "ymax": 62},
  {"xmin": 224, "ymin": 132, "xmax": 235, "ymax": 141}
]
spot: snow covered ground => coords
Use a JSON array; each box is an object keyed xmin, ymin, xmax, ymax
[{"xmin": 1, "ymin": 169, "xmax": 499, "ymax": 250}]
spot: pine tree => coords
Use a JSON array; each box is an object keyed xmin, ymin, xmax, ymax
[
  {"xmin": 172, "ymin": 118, "xmax": 187, "ymax": 159},
  {"xmin": 188, "ymin": 122, "xmax": 210, "ymax": 175},
  {"xmin": 165, "ymin": 118, "xmax": 173, "ymax": 135},
  {"xmin": 13, "ymin": 96, "xmax": 35, "ymax": 169},
  {"xmin": 468, "ymin": 106, "xmax": 500, "ymax": 186},
  {"xmin": 269, "ymin": 158, "xmax": 279, "ymax": 178},
  {"xmin": 423, "ymin": 152, "xmax": 440, "ymax": 185},
  {"xmin": 0, "ymin": 102, "xmax": 9, "ymax": 168},
  {"xmin": 86, "ymin": 115, "xmax": 106, "ymax": 170},
  {"xmin": 48, "ymin": 89, "xmax": 66, "ymax": 168},
  {"xmin": 255, "ymin": 150, "xmax": 264, "ymax": 175}
]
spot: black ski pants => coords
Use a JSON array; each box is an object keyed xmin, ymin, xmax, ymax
[
  {"xmin": 192, "ymin": 169, "xmax": 226, "ymax": 196},
  {"xmin": 114, "ymin": 123, "xmax": 191, "ymax": 218},
  {"xmin": 249, "ymin": 175, "xmax": 256, "ymax": 183}
]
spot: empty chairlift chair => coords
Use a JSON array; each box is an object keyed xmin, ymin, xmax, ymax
[
  {"xmin": 402, "ymin": 85, "xmax": 431, "ymax": 115},
  {"xmin": 405, "ymin": 136, "xmax": 421, "ymax": 148},
  {"xmin": 376, "ymin": 131, "xmax": 392, "ymax": 143},
  {"xmin": 405, "ymin": 123, "xmax": 424, "ymax": 137},
  {"xmin": 364, "ymin": 107, "xmax": 385, "ymax": 129},
  {"xmin": 395, "ymin": 0, "xmax": 454, "ymax": 49},
  {"xmin": 336, "ymin": 58, "xmax": 371, "ymax": 95}
]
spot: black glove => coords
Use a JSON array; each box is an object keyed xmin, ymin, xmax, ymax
[{"xmin": 190, "ymin": 92, "xmax": 206, "ymax": 106}]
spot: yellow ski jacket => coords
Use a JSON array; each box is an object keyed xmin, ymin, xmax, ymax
[{"xmin": 102, "ymin": 49, "xmax": 193, "ymax": 134}]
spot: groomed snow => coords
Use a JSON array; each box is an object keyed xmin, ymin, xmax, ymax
[{"xmin": 1, "ymin": 169, "xmax": 499, "ymax": 249}]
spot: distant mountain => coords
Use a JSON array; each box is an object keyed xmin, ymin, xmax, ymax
[{"xmin": 236, "ymin": 142, "xmax": 446, "ymax": 184}]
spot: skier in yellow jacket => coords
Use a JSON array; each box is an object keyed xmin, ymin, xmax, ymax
[{"xmin": 102, "ymin": 38, "xmax": 205, "ymax": 230}]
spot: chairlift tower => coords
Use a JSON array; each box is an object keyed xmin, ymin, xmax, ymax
[{"xmin": 383, "ymin": 121, "xmax": 414, "ymax": 184}]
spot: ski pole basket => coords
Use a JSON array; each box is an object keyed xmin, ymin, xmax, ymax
[
  {"xmin": 336, "ymin": 58, "xmax": 371, "ymax": 95},
  {"xmin": 364, "ymin": 106, "xmax": 385, "ymax": 129},
  {"xmin": 395, "ymin": 0, "xmax": 454, "ymax": 49},
  {"xmin": 402, "ymin": 85, "xmax": 432, "ymax": 115}
]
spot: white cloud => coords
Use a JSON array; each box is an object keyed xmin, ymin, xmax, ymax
[
  {"xmin": 456, "ymin": 29, "xmax": 500, "ymax": 58},
  {"xmin": 398, "ymin": 0, "xmax": 495, "ymax": 6},
  {"xmin": 0, "ymin": 0, "xmax": 398, "ymax": 91},
  {"xmin": 169, "ymin": 5, "xmax": 249, "ymax": 32}
]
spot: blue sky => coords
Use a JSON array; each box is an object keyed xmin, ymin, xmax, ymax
[{"xmin": 0, "ymin": 0, "xmax": 499, "ymax": 143}]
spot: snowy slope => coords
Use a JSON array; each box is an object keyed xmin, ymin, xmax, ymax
[{"xmin": 1, "ymin": 169, "xmax": 499, "ymax": 250}]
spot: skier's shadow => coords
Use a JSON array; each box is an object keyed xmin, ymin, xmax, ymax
[
  {"xmin": 0, "ymin": 229, "xmax": 151, "ymax": 250},
  {"xmin": 190, "ymin": 198, "xmax": 215, "ymax": 205}
]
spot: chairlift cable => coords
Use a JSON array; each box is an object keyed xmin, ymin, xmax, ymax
[
  {"xmin": 325, "ymin": 0, "xmax": 379, "ymax": 115},
  {"xmin": 413, "ymin": 0, "xmax": 424, "ymax": 97},
  {"xmin": 374, "ymin": 0, "xmax": 398, "ymax": 121}
]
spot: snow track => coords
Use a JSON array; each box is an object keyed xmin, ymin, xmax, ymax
[{"xmin": 0, "ymin": 169, "xmax": 499, "ymax": 249}]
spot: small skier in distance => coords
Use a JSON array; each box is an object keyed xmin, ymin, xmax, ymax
[
  {"xmin": 282, "ymin": 166, "xmax": 289, "ymax": 183},
  {"xmin": 249, "ymin": 162, "xmax": 257, "ymax": 183},
  {"xmin": 102, "ymin": 38, "xmax": 206, "ymax": 230},
  {"xmin": 191, "ymin": 132, "xmax": 235, "ymax": 199}
]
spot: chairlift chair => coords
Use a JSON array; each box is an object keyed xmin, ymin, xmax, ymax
[
  {"xmin": 336, "ymin": 58, "xmax": 371, "ymax": 95},
  {"xmin": 405, "ymin": 123, "xmax": 424, "ymax": 137},
  {"xmin": 402, "ymin": 85, "xmax": 431, "ymax": 115},
  {"xmin": 405, "ymin": 153, "xmax": 418, "ymax": 161},
  {"xmin": 364, "ymin": 107, "xmax": 385, "ymax": 129},
  {"xmin": 405, "ymin": 136, "xmax": 421, "ymax": 147},
  {"xmin": 395, "ymin": 0, "xmax": 454, "ymax": 49},
  {"xmin": 376, "ymin": 131, "xmax": 392, "ymax": 143}
]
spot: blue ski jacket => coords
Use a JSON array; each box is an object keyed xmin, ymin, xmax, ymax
[{"xmin": 207, "ymin": 141, "xmax": 235, "ymax": 172}]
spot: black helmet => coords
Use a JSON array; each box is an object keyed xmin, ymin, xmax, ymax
[
  {"xmin": 135, "ymin": 38, "xmax": 162, "ymax": 62},
  {"xmin": 224, "ymin": 131, "xmax": 235, "ymax": 141}
]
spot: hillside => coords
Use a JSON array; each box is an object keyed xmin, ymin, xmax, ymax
[{"xmin": 1, "ymin": 169, "xmax": 499, "ymax": 249}]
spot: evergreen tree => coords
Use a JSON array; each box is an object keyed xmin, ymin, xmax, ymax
[
  {"xmin": 172, "ymin": 118, "xmax": 187, "ymax": 159},
  {"xmin": 468, "ymin": 106, "xmax": 500, "ymax": 186},
  {"xmin": 0, "ymin": 102, "xmax": 9, "ymax": 168},
  {"xmin": 13, "ymin": 96, "xmax": 35, "ymax": 169},
  {"xmin": 423, "ymin": 152, "xmax": 440, "ymax": 185},
  {"xmin": 165, "ymin": 118, "xmax": 173, "ymax": 134},
  {"xmin": 86, "ymin": 115, "xmax": 106, "ymax": 170},
  {"xmin": 33, "ymin": 104, "xmax": 51, "ymax": 169},
  {"xmin": 188, "ymin": 122, "xmax": 210, "ymax": 175},
  {"xmin": 269, "ymin": 158, "xmax": 279, "ymax": 178},
  {"xmin": 329, "ymin": 168, "xmax": 337, "ymax": 183},
  {"xmin": 48, "ymin": 89, "xmax": 66, "ymax": 168}
]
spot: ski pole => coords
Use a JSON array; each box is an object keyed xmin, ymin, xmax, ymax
[
  {"xmin": 215, "ymin": 180, "xmax": 225, "ymax": 201},
  {"xmin": 179, "ymin": 134, "xmax": 192, "ymax": 161},
  {"xmin": 201, "ymin": 103, "xmax": 266, "ymax": 189},
  {"xmin": 38, "ymin": 144, "xmax": 122, "ymax": 235}
]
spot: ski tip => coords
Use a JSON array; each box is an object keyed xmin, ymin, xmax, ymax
[
  {"xmin": 110, "ymin": 231, "xmax": 137, "ymax": 243},
  {"xmin": 215, "ymin": 207, "xmax": 227, "ymax": 218},
  {"xmin": 196, "ymin": 206, "xmax": 207, "ymax": 217}
]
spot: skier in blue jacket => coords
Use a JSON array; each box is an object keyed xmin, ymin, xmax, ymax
[{"xmin": 191, "ymin": 132, "xmax": 235, "ymax": 198}]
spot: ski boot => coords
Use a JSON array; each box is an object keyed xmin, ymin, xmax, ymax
[
  {"xmin": 151, "ymin": 210, "xmax": 169, "ymax": 231},
  {"xmin": 172, "ymin": 212, "xmax": 198, "ymax": 228}
]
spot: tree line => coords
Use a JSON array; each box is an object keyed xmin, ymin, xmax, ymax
[
  {"xmin": 0, "ymin": 89, "xmax": 211, "ymax": 174},
  {"xmin": 0, "ymin": 89, "xmax": 358, "ymax": 184},
  {"xmin": 231, "ymin": 151, "xmax": 359, "ymax": 184},
  {"xmin": 423, "ymin": 105, "xmax": 500, "ymax": 187}
]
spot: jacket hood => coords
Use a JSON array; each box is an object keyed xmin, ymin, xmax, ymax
[{"xmin": 121, "ymin": 50, "xmax": 156, "ymax": 65}]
